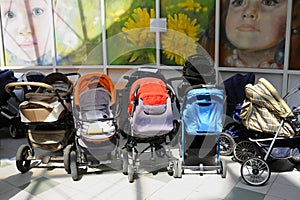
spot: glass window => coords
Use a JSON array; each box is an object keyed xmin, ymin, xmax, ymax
[{"xmin": 54, "ymin": 0, "xmax": 102, "ymax": 65}]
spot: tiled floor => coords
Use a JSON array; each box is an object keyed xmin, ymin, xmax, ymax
[{"xmin": 1, "ymin": 127, "xmax": 300, "ymax": 200}]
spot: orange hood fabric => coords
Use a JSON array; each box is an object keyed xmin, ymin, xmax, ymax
[
  {"xmin": 74, "ymin": 73, "xmax": 116, "ymax": 106},
  {"xmin": 128, "ymin": 77, "xmax": 169, "ymax": 114}
]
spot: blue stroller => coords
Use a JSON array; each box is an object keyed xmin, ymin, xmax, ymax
[
  {"xmin": 168, "ymin": 54, "xmax": 226, "ymax": 178},
  {"xmin": 170, "ymin": 84, "xmax": 226, "ymax": 178}
]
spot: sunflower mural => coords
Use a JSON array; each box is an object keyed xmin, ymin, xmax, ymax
[
  {"xmin": 106, "ymin": 0, "xmax": 215, "ymax": 66},
  {"xmin": 161, "ymin": 0, "xmax": 215, "ymax": 65},
  {"xmin": 106, "ymin": 1, "xmax": 155, "ymax": 65}
]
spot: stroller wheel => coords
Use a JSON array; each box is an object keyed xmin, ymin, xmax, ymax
[
  {"xmin": 241, "ymin": 157, "xmax": 270, "ymax": 186},
  {"xmin": 128, "ymin": 164, "xmax": 135, "ymax": 183},
  {"xmin": 220, "ymin": 132, "xmax": 235, "ymax": 156},
  {"xmin": 233, "ymin": 140, "xmax": 256, "ymax": 163},
  {"xmin": 167, "ymin": 161, "xmax": 174, "ymax": 176},
  {"xmin": 9, "ymin": 124, "xmax": 25, "ymax": 139},
  {"xmin": 173, "ymin": 159, "xmax": 182, "ymax": 178},
  {"xmin": 155, "ymin": 146, "xmax": 166, "ymax": 157},
  {"xmin": 122, "ymin": 149, "xmax": 129, "ymax": 175},
  {"xmin": 63, "ymin": 144, "xmax": 72, "ymax": 174},
  {"xmin": 70, "ymin": 150, "xmax": 79, "ymax": 181},
  {"xmin": 289, "ymin": 153, "xmax": 300, "ymax": 165},
  {"xmin": 16, "ymin": 144, "xmax": 32, "ymax": 173},
  {"xmin": 220, "ymin": 160, "xmax": 227, "ymax": 178}
]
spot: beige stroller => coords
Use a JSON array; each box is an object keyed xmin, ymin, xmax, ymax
[{"xmin": 5, "ymin": 72, "xmax": 75, "ymax": 173}]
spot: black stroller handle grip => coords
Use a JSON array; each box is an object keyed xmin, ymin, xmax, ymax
[{"xmin": 5, "ymin": 82, "xmax": 55, "ymax": 95}]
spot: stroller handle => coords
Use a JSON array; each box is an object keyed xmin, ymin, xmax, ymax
[{"xmin": 5, "ymin": 82, "xmax": 55, "ymax": 96}]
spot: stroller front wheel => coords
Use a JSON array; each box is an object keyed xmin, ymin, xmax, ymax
[
  {"xmin": 128, "ymin": 164, "xmax": 134, "ymax": 183},
  {"xmin": 220, "ymin": 132, "xmax": 235, "ymax": 156},
  {"xmin": 241, "ymin": 157, "xmax": 270, "ymax": 186},
  {"xmin": 16, "ymin": 144, "xmax": 32, "ymax": 173}
]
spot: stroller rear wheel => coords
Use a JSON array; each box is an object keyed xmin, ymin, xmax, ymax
[
  {"xmin": 70, "ymin": 150, "xmax": 79, "ymax": 181},
  {"xmin": 241, "ymin": 157, "xmax": 271, "ymax": 186},
  {"xmin": 63, "ymin": 144, "xmax": 72, "ymax": 174},
  {"xmin": 9, "ymin": 123, "xmax": 25, "ymax": 139},
  {"xmin": 16, "ymin": 144, "xmax": 32, "ymax": 173},
  {"xmin": 220, "ymin": 132, "xmax": 235, "ymax": 156},
  {"xmin": 233, "ymin": 140, "xmax": 256, "ymax": 162}
]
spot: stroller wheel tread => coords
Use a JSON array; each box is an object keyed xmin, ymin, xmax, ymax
[
  {"xmin": 122, "ymin": 150, "xmax": 129, "ymax": 175},
  {"xmin": 128, "ymin": 165, "xmax": 134, "ymax": 183},
  {"xmin": 220, "ymin": 160, "xmax": 227, "ymax": 178},
  {"xmin": 63, "ymin": 144, "xmax": 72, "ymax": 174},
  {"xmin": 70, "ymin": 150, "xmax": 79, "ymax": 181},
  {"xmin": 16, "ymin": 144, "xmax": 31, "ymax": 173}
]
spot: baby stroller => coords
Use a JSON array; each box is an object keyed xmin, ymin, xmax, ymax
[
  {"xmin": 220, "ymin": 72, "xmax": 256, "ymax": 157},
  {"xmin": 168, "ymin": 54, "xmax": 226, "ymax": 178},
  {"xmin": 5, "ymin": 72, "xmax": 75, "ymax": 173},
  {"xmin": 66, "ymin": 73, "xmax": 120, "ymax": 181},
  {"xmin": 239, "ymin": 78, "xmax": 300, "ymax": 186},
  {"xmin": 0, "ymin": 70, "xmax": 45, "ymax": 138},
  {"xmin": 118, "ymin": 67, "xmax": 167, "ymax": 138},
  {"xmin": 122, "ymin": 76, "xmax": 180, "ymax": 183}
]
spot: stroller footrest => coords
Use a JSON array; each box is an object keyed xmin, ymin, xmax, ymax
[{"xmin": 182, "ymin": 164, "xmax": 221, "ymax": 171}]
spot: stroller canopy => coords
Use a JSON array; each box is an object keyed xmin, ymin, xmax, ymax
[
  {"xmin": 240, "ymin": 78, "xmax": 295, "ymax": 136},
  {"xmin": 128, "ymin": 77, "xmax": 169, "ymax": 114},
  {"xmin": 182, "ymin": 87, "xmax": 224, "ymax": 135},
  {"xmin": 74, "ymin": 73, "xmax": 115, "ymax": 107}
]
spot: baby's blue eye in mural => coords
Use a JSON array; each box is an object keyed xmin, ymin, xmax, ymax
[
  {"xmin": 32, "ymin": 8, "xmax": 44, "ymax": 16},
  {"xmin": 5, "ymin": 11, "xmax": 16, "ymax": 19}
]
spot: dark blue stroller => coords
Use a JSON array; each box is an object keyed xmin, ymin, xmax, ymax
[
  {"xmin": 0, "ymin": 70, "xmax": 45, "ymax": 138},
  {"xmin": 220, "ymin": 72, "xmax": 256, "ymax": 157}
]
